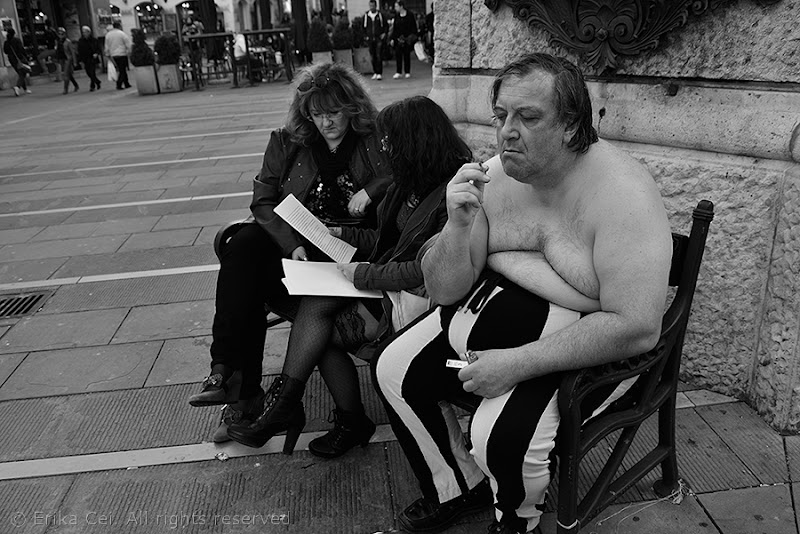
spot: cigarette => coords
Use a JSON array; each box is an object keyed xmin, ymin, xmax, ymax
[{"xmin": 446, "ymin": 359, "xmax": 469, "ymax": 369}]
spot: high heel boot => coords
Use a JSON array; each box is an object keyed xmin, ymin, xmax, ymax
[
  {"xmin": 308, "ymin": 409, "xmax": 376, "ymax": 459},
  {"xmin": 211, "ymin": 387, "xmax": 265, "ymax": 443},
  {"xmin": 227, "ymin": 374, "xmax": 306, "ymax": 454}
]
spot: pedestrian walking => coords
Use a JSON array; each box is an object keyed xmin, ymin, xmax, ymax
[
  {"xmin": 390, "ymin": 0, "xmax": 416, "ymax": 79},
  {"xmin": 36, "ymin": 21, "xmax": 61, "ymax": 81},
  {"xmin": 77, "ymin": 26, "xmax": 102, "ymax": 91},
  {"xmin": 56, "ymin": 27, "xmax": 79, "ymax": 93},
  {"xmin": 2, "ymin": 28, "xmax": 31, "ymax": 96},
  {"xmin": 363, "ymin": 0, "xmax": 387, "ymax": 80},
  {"xmin": 104, "ymin": 21, "xmax": 132, "ymax": 90}
]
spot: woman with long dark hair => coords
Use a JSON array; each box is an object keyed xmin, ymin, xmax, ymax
[
  {"xmin": 188, "ymin": 62, "xmax": 392, "ymax": 445},
  {"xmin": 227, "ymin": 96, "xmax": 473, "ymax": 456}
]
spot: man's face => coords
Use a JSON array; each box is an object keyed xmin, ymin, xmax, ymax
[
  {"xmin": 82, "ymin": 28, "xmax": 91, "ymax": 38},
  {"xmin": 369, "ymin": 1, "xmax": 377, "ymax": 12},
  {"xmin": 492, "ymin": 70, "xmax": 573, "ymax": 183}
]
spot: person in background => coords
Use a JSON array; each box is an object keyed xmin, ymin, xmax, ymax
[
  {"xmin": 104, "ymin": 21, "xmax": 132, "ymax": 90},
  {"xmin": 364, "ymin": 0, "xmax": 387, "ymax": 80},
  {"xmin": 187, "ymin": 62, "xmax": 392, "ymax": 448},
  {"xmin": 425, "ymin": 3, "xmax": 434, "ymax": 59},
  {"xmin": 77, "ymin": 26, "xmax": 102, "ymax": 91},
  {"xmin": 226, "ymin": 96, "xmax": 469, "ymax": 457},
  {"xmin": 3, "ymin": 28, "xmax": 31, "ymax": 96},
  {"xmin": 233, "ymin": 32, "xmax": 263, "ymax": 84},
  {"xmin": 56, "ymin": 27, "xmax": 79, "ymax": 94},
  {"xmin": 37, "ymin": 20, "xmax": 60, "ymax": 81},
  {"xmin": 183, "ymin": 17, "xmax": 205, "ymax": 83},
  {"xmin": 390, "ymin": 0, "xmax": 416, "ymax": 79}
]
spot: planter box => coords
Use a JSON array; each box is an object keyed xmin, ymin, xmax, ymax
[
  {"xmin": 133, "ymin": 65, "xmax": 159, "ymax": 95},
  {"xmin": 353, "ymin": 47, "xmax": 372, "ymax": 74},
  {"xmin": 156, "ymin": 64, "xmax": 183, "ymax": 93},
  {"xmin": 311, "ymin": 51, "xmax": 333, "ymax": 64},
  {"xmin": 332, "ymin": 48, "xmax": 354, "ymax": 68}
]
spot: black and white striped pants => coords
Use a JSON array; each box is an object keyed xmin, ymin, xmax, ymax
[{"xmin": 374, "ymin": 273, "xmax": 633, "ymax": 531}]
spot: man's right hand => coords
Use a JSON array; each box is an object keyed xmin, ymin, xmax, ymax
[
  {"xmin": 446, "ymin": 162, "xmax": 490, "ymax": 228},
  {"xmin": 290, "ymin": 246, "xmax": 308, "ymax": 261}
]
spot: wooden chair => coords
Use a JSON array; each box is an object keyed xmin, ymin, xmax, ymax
[{"xmin": 451, "ymin": 199, "xmax": 714, "ymax": 532}]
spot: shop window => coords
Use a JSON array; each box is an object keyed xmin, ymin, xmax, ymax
[{"xmin": 135, "ymin": 2, "xmax": 164, "ymax": 37}]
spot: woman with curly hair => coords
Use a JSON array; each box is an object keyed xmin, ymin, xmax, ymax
[
  {"xmin": 227, "ymin": 96, "xmax": 473, "ymax": 457},
  {"xmin": 188, "ymin": 62, "xmax": 392, "ymax": 446}
]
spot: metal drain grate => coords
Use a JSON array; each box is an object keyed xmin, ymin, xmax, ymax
[{"xmin": 0, "ymin": 291, "xmax": 50, "ymax": 319}]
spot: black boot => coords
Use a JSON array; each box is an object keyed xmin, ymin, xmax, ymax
[
  {"xmin": 211, "ymin": 388, "xmax": 265, "ymax": 443},
  {"xmin": 227, "ymin": 374, "xmax": 306, "ymax": 454},
  {"xmin": 487, "ymin": 515, "xmax": 530, "ymax": 533},
  {"xmin": 308, "ymin": 409, "xmax": 376, "ymax": 459}
]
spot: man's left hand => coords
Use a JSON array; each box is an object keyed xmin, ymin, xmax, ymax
[{"xmin": 457, "ymin": 349, "xmax": 518, "ymax": 398}]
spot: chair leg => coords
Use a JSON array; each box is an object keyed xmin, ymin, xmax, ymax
[
  {"xmin": 652, "ymin": 396, "xmax": 679, "ymax": 497},
  {"xmin": 556, "ymin": 454, "xmax": 581, "ymax": 534}
]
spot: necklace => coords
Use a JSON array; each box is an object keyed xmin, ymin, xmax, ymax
[{"xmin": 329, "ymin": 144, "xmax": 339, "ymax": 154}]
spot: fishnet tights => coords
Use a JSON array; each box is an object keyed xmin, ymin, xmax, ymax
[{"xmin": 282, "ymin": 296, "xmax": 365, "ymax": 413}]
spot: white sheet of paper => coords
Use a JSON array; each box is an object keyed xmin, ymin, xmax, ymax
[
  {"xmin": 281, "ymin": 259, "xmax": 382, "ymax": 298},
  {"xmin": 274, "ymin": 194, "xmax": 357, "ymax": 263}
]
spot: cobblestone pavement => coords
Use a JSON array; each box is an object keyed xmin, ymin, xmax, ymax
[{"xmin": 0, "ymin": 63, "xmax": 798, "ymax": 534}]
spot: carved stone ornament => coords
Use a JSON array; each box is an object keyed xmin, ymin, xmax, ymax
[{"xmin": 484, "ymin": 0, "xmax": 781, "ymax": 73}]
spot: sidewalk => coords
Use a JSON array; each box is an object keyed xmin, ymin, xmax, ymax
[{"xmin": 0, "ymin": 59, "xmax": 797, "ymax": 534}]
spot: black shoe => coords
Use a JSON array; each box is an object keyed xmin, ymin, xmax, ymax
[
  {"xmin": 227, "ymin": 374, "xmax": 306, "ymax": 454},
  {"xmin": 90, "ymin": 86, "xmax": 95, "ymax": 92},
  {"xmin": 124, "ymin": 83, "xmax": 132, "ymax": 88},
  {"xmin": 211, "ymin": 389, "xmax": 264, "ymax": 443},
  {"xmin": 188, "ymin": 370, "xmax": 242, "ymax": 407},
  {"xmin": 398, "ymin": 478, "xmax": 493, "ymax": 532},
  {"xmin": 308, "ymin": 409, "xmax": 376, "ymax": 459}
]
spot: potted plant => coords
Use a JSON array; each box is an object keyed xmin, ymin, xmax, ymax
[
  {"xmin": 350, "ymin": 15, "xmax": 372, "ymax": 74},
  {"xmin": 331, "ymin": 19, "xmax": 354, "ymax": 67},
  {"xmin": 307, "ymin": 18, "xmax": 332, "ymax": 64},
  {"xmin": 130, "ymin": 29, "xmax": 159, "ymax": 95},
  {"xmin": 154, "ymin": 33, "xmax": 183, "ymax": 93}
]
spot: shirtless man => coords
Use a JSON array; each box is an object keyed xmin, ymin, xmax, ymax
[{"xmin": 372, "ymin": 53, "xmax": 672, "ymax": 534}]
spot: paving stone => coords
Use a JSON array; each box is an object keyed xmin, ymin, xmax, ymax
[
  {"xmin": 0, "ymin": 308, "xmax": 129, "ymax": 354},
  {"xmin": 90, "ymin": 216, "xmax": 160, "ymax": 236},
  {"xmin": 0, "ymin": 257, "xmax": 68, "ymax": 284},
  {"xmin": 696, "ymin": 402, "xmax": 788, "ymax": 484},
  {"xmin": 0, "ymin": 342, "xmax": 162, "ymax": 400},
  {"xmin": 785, "ymin": 436, "xmax": 800, "ymax": 481},
  {"xmin": 0, "ymin": 180, "xmax": 48, "ymax": 194},
  {"xmin": 684, "ymin": 389, "xmax": 738, "ymax": 407},
  {"xmin": 41, "ymin": 272, "xmax": 217, "ymax": 313},
  {"xmin": 144, "ymin": 336, "xmax": 212, "ymax": 387},
  {"xmin": 0, "ymin": 184, "xmax": 123, "ymax": 204},
  {"xmin": 698, "ymin": 484, "xmax": 796, "ymax": 534},
  {"xmin": 0, "ymin": 475, "xmax": 76, "ymax": 534},
  {"xmin": 676, "ymin": 392, "xmax": 694, "ymax": 409},
  {"xmin": 77, "ymin": 190, "xmax": 164, "ymax": 207},
  {"xmin": 54, "ymin": 246, "xmax": 217, "ymax": 278},
  {"xmin": 117, "ymin": 228, "xmax": 202, "ymax": 253},
  {"xmin": 118, "ymin": 177, "xmax": 194, "ymax": 192},
  {"xmin": 0, "ymin": 351, "xmax": 25, "ymax": 387},
  {"xmin": 30, "ymin": 221, "xmax": 105, "ymax": 241},
  {"xmin": 0, "ymin": 235, "xmax": 126, "ymax": 262},
  {"xmin": 675, "ymin": 408, "xmax": 760, "ymax": 493},
  {"xmin": 152, "ymin": 209, "xmax": 251, "ymax": 231},
  {"xmin": 581, "ymin": 493, "xmax": 716, "ymax": 533},
  {"xmin": 263, "ymin": 324, "xmax": 290, "ymax": 374},
  {"xmin": 195, "ymin": 226, "xmax": 218, "ymax": 246},
  {"xmin": 0, "ymin": 227, "xmax": 43, "ymax": 246},
  {"xmin": 42, "ymin": 176, "xmax": 121, "ymax": 189},
  {"xmin": 111, "ymin": 300, "xmax": 214, "ymax": 343},
  {"xmin": 0, "ymin": 212, "xmax": 72, "ymax": 231},
  {"xmin": 216, "ymin": 195, "xmax": 251, "ymax": 210}
]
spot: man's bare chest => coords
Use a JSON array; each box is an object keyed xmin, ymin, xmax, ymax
[{"xmin": 484, "ymin": 197, "xmax": 600, "ymax": 298}]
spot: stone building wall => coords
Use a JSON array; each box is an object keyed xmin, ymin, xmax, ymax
[{"xmin": 429, "ymin": 0, "xmax": 800, "ymax": 431}]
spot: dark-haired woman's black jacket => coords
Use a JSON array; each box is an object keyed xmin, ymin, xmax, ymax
[
  {"xmin": 340, "ymin": 180, "xmax": 448, "ymax": 359},
  {"xmin": 342, "ymin": 181, "xmax": 447, "ymax": 292}
]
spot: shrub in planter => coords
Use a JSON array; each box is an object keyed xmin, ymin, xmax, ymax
[
  {"xmin": 350, "ymin": 15, "xmax": 371, "ymax": 74},
  {"xmin": 154, "ymin": 33, "xmax": 183, "ymax": 93},
  {"xmin": 130, "ymin": 29, "xmax": 159, "ymax": 95},
  {"xmin": 308, "ymin": 18, "xmax": 332, "ymax": 63},
  {"xmin": 331, "ymin": 20, "xmax": 354, "ymax": 67}
]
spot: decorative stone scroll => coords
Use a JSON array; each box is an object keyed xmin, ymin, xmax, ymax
[{"xmin": 484, "ymin": 0, "xmax": 781, "ymax": 73}]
